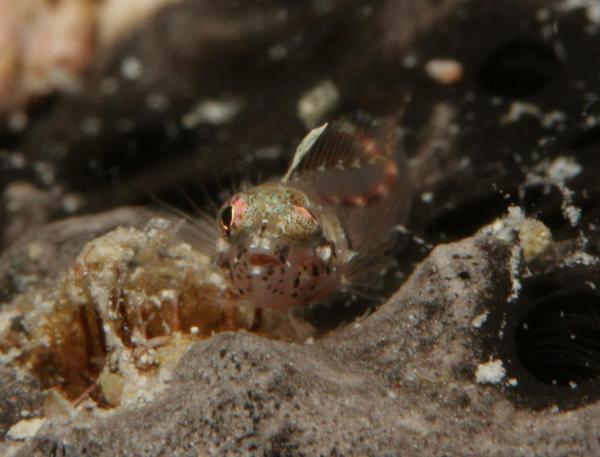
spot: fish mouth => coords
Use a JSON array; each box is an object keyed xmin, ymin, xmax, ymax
[{"xmin": 247, "ymin": 253, "xmax": 280, "ymax": 267}]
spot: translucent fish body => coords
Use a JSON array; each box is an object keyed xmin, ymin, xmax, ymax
[{"xmin": 215, "ymin": 116, "xmax": 410, "ymax": 310}]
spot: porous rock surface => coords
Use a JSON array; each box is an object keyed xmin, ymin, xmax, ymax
[
  {"xmin": 2, "ymin": 217, "xmax": 597, "ymax": 456},
  {"xmin": 1, "ymin": 0, "xmax": 600, "ymax": 455}
]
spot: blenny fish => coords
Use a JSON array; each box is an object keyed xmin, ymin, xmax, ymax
[{"xmin": 211, "ymin": 115, "xmax": 410, "ymax": 312}]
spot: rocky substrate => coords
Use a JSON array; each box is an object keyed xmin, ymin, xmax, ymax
[{"xmin": 1, "ymin": 0, "xmax": 600, "ymax": 456}]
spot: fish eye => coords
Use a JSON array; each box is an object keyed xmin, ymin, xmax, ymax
[{"xmin": 220, "ymin": 205, "xmax": 234, "ymax": 234}]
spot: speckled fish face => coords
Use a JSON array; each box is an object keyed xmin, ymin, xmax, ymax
[{"xmin": 215, "ymin": 184, "xmax": 340, "ymax": 309}]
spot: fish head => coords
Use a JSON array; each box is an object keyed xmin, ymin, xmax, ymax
[{"xmin": 215, "ymin": 185, "xmax": 340, "ymax": 309}]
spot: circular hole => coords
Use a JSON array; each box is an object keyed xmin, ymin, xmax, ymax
[
  {"xmin": 515, "ymin": 291, "xmax": 600, "ymax": 387},
  {"xmin": 479, "ymin": 40, "xmax": 560, "ymax": 97}
]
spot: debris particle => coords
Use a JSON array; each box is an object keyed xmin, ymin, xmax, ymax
[
  {"xmin": 62, "ymin": 193, "xmax": 83, "ymax": 213},
  {"xmin": 541, "ymin": 110, "xmax": 567, "ymax": 129},
  {"xmin": 27, "ymin": 242, "xmax": 45, "ymax": 261},
  {"xmin": 182, "ymin": 98, "xmax": 244, "ymax": 129},
  {"xmin": 297, "ymin": 79, "xmax": 340, "ymax": 128},
  {"xmin": 424, "ymin": 59, "xmax": 464, "ymax": 85},
  {"xmin": 563, "ymin": 252, "xmax": 599, "ymax": 266},
  {"xmin": 507, "ymin": 244, "xmax": 522, "ymax": 302},
  {"xmin": 121, "ymin": 56, "xmax": 144, "ymax": 80},
  {"xmin": 420, "ymin": 192, "xmax": 434, "ymax": 203},
  {"xmin": 475, "ymin": 359, "xmax": 506, "ymax": 385},
  {"xmin": 526, "ymin": 157, "xmax": 583, "ymax": 227},
  {"xmin": 471, "ymin": 311, "xmax": 488, "ymax": 329},
  {"xmin": 546, "ymin": 156, "xmax": 582, "ymax": 182},
  {"xmin": 519, "ymin": 219, "xmax": 552, "ymax": 261},
  {"xmin": 500, "ymin": 101, "xmax": 542, "ymax": 124},
  {"xmin": 6, "ymin": 417, "xmax": 46, "ymax": 441}
]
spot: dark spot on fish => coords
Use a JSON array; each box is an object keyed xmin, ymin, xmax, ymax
[
  {"xmin": 262, "ymin": 276, "xmax": 268, "ymax": 281},
  {"xmin": 238, "ymin": 288, "xmax": 244, "ymax": 295},
  {"xmin": 280, "ymin": 267, "xmax": 285, "ymax": 274},
  {"xmin": 293, "ymin": 277, "xmax": 300, "ymax": 288},
  {"xmin": 291, "ymin": 292, "xmax": 298, "ymax": 298},
  {"xmin": 278, "ymin": 278, "xmax": 284, "ymax": 284},
  {"xmin": 326, "ymin": 266, "xmax": 332, "ymax": 275},
  {"xmin": 246, "ymin": 275, "xmax": 252, "ymax": 279},
  {"xmin": 278, "ymin": 246, "xmax": 289, "ymax": 263},
  {"xmin": 312, "ymin": 265, "xmax": 320, "ymax": 277}
]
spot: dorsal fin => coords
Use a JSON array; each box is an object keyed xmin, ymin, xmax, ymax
[
  {"xmin": 280, "ymin": 115, "xmax": 409, "ymax": 256},
  {"xmin": 282, "ymin": 116, "xmax": 395, "ymax": 182}
]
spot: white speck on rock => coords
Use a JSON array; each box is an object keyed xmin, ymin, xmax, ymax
[
  {"xmin": 546, "ymin": 156, "xmax": 582, "ymax": 182},
  {"xmin": 471, "ymin": 311, "xmax": 489, "ymax": 329},
  {"xmin": 541, "ymin": 110, "xmax": 567, "ymax": 129},
  {"xmin": 507, "ymin": 244, "xmax": 522, "ymax": 302},
  {"xmin": 424, "ymin": 59, "xmax": 463, "ymax": 85},
  {"xmin": 526, "ymin": 156, "xmax": 583, "ymax": 227},
  {"xmin": 475, "ymin": 359, "xmax": 506, "ymax": 384},
  {"xmin": 420, "ymin": 192, "xmax": 434, "ymax": 203},
  {"xmin": 297, "ymin": 79, "xmax": 340, "ymax": 128},
  {"xmin": 7, "ymin": 418, "xmax": 46, "ymax": 441},
  {"xmin": 182, "ymin": 98, "xmax": 244, "ymax": 129},
  {"xmin": 500, "ymin": 101, "xmax": 541, "ymax": 124},
  {"xmin": 564, "ymin": 252, "xmax": 599, "ymax": 267},
  {"xmin": 121, "ymin": 56, "xmax": 144, "ymax": 80},
  {"xmin": 62, "ymin": 193, "xmax": 82, "ymax": 213}
]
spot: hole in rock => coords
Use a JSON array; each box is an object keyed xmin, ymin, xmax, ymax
[
  {"xmin": 479, "ymin": 40, "xmax": 560, "ymax": 97},
  {"xmin": 515, "ymin": 289, "xmax": 600, "ymax": 387}
]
